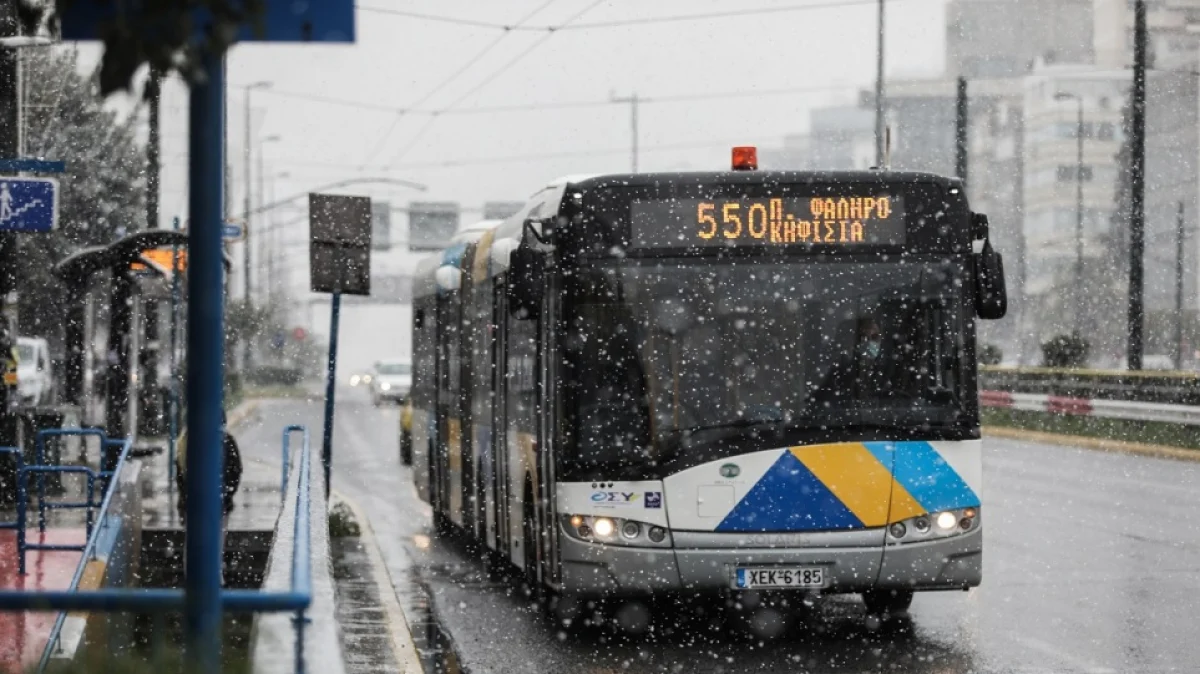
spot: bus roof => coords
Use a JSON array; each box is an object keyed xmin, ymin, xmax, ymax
[
  {"xmin": 451, "ymin": 219, "xmax": 503, "ymax": 243},
  {"xmin": 560, "ymin": 169, "xmax": 962, "ymax": 192}
]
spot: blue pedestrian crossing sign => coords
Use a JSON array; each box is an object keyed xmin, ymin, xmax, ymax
[{"xmin": 0, "ymin": 177, "xmax": 58, "ymax": 233}]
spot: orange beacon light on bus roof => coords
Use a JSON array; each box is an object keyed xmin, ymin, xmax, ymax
[{"xmin": 732, "ymin": 146, "xmax": 758, "ymax": 171}]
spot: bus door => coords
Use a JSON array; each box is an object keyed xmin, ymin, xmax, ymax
[
  {"xmin": 459, "ymin": 277, "xmax": 476, "ymax": 536},
  {"xmin": 436, "ymin": 290, "xmax": 464, "ymax": 526},
  {"xmin": 488, "ymin": 279, "xmax": 507, "ymax": 554},
  {"xmin": 538, "ymin": 278, "xmax": 560, "ymax": 586},
  {"xmin": 411, "ymin": 301, "xmax": 435, "ymax": 504},
  {"xmin": 466, "ymin": 269, "xmax": 492, "ymax": 544}
]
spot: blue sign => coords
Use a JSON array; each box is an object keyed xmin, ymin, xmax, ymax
[
  {"xmin": 222, "ymin": 223, "xmax": 244, "ymax": 240},
  {"xmin": 0, "ymin": 178, "xmax": 58, "ymax": 233},
  {"xmin": 62, "ymin": 1, "xmax": 355, "ymax": 43},
  {"xmin": 0, "ymin": 159, "xmax": 64, "ymax": 173}
]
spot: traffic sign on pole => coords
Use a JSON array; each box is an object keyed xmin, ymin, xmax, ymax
[
  {"xmin": 222, "ymin": 222, "xmax": 245, "ymax": 241},
  {"xmin": 0, "ymin": 177, "xmax": 58, "ymax": 232}
]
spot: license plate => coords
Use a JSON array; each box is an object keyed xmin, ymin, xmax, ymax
[{"xmin": 734, "ymin": 566, "xmax": 826, "ymax": 589}]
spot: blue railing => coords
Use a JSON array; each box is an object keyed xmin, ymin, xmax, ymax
[
  {"xmin": 34, "ymin": 428, "xmax": 110, "ymax": 528},
  {"xmin": 0, "ymin": 446, "xmax": 24, "ymax": 534},
  {"xmin": 12, "ymin": 429, "xmax": 129, "ymax": 576},
  {"xmin": 0, "ymin": 424, "xmax": 316, "ymax": 673},
  {"xmin": 17, "ymin": 465, "xmax": 98, "ymax": 569},
  {"xmin": 36, "ymin": 435, "xmax": 133, "ymax": 671},
  {"xmin": 281, "ymin": 425, "xmax": 305, "ymax": 499},
  {"xmin": 284, "ymin": 425, "xmax": 313, "ymax": 671}
]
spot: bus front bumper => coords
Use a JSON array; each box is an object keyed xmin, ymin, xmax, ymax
[{"xmin": 557, "ymin": 527, "xmax": 981, "ymax": 597}]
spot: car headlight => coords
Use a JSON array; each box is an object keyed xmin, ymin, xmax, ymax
[
  {"xmin": 561, "ymin": 515, "xmax": 671, "ymax": 548},
  {"xmin": 886, "ymin": 507, "xmax": 979, "ymax": 544},
  {"xmin": 349, "ymin": 374, "xmax": 361, "ymax": 386},
  {"xmin": 381, "ymin": 382, "xmax": 391, "ymax": 391}
]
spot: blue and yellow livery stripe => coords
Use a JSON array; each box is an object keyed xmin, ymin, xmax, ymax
[
  {"xmin": 791, "ymin": 444, "xmax": 925, "ymax": 527},
  {"xmin": 715, "ymin": 441, "xmax": 979, "ymax": 533},
  {"xmin": 864, "ymin": 441, "xmax": 979, "ymax": 515}
]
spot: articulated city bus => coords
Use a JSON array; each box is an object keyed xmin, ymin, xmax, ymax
[{"xmin": 409, "ymin": 151, "xmax": 1007, "ymax": 623}]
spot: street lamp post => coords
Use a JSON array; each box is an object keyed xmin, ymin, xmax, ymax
[
  {"xmin": 264, "ymin": 170, "xmax": 289, "ymax": 306},
  {"xmin": 241, "ymin": 81, "xmax": 270, "ymax": 374},
  {"xmin": 1056, "ymin": 92, "xmax": 1085, "ymax": 332},
  {"xmin": 256, "ymin": 134, "xmax": 281, "ymax": 303}
]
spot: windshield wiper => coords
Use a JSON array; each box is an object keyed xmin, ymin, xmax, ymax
[{"xmin": 658, "ymin": 419, "xmax": 791, "ymax": 451}]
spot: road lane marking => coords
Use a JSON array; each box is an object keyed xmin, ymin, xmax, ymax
[{"xmin": 1011, "ymin": 634, "xmax": 1118, "ymax": 674}]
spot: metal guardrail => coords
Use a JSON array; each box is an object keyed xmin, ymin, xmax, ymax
[
  {"xmin": 980, "ymin": 366, "xmax": 1200, "ymax": 405},
  {"xmin": 282, "ymin": 425, "xmax": 303, "ymax": 500},
  {"xmin": 285, "ymin": 425, "xmax": 313, "ymax": 672},
  {"xmin": 981, "ymin": 390, "xmax": 1200, "ymax": 426},
  {"xmin": 0, "ymin": 424, "xmax": 317, "ymax": 673},
  {"xmin": 252, "ymin": 424, "xmax": 339, "ymax": 674}
]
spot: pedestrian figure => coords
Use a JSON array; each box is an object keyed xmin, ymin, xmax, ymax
[{"xmin": 176, "ymin": 409, "xmax": 243, "ymax": 582}]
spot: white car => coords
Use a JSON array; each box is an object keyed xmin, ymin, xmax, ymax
[
  {"xmin": 370, "ymin": 359, "xmax": 412, "ymax": 406},
  {"xmin": 16, "ymin": 337, "xmax": 53, "ymax": 406}
]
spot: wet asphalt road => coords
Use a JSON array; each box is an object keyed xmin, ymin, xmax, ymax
[{"xmin": 236, "ymin": 393, "xmax": 1200, "ymax": 674}]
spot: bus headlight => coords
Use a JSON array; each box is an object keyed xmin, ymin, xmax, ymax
[
  {"xmin": 935, "ymin": 511, "xmax": 958, "ymax": 531},
  {"xmin": 887, "ymin": 508, "xmax": 979, "ymax": 544},
  {"xmin": 561, "ymin": 515, "xmax": 671, "ymax": 548},
  {"xmin": 593, "ymin": 517, "xmax": 615, "ymax": 537}
]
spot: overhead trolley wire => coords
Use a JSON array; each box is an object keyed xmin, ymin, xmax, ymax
[
  {"xmin": 383, "ymin": 0, "xmax": 607, "ymax": 169},
  {"xmin": 356, "ymin": 0, "xmax": 560, "ymax": 169},
  {"xmin": 239, "ymin": 81, "xmax": 859, "ymax": 116},
  {"xmin": 357, "ymin": 0, "xmax": 925, "ymax": 32},
  {"xmin": 266, "ymin": 133, "xmax": 811, "ymax": 174}
]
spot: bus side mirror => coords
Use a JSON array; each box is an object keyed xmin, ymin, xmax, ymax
[
  {"xmin": 974, "ymin": 240, "xmax": 1008, "ymax": 320},
  {"xmin": 509, "ymin": 244, "xmax": 543, "ymax": 320}
]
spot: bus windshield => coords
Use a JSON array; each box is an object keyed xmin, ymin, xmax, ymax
[{"xmin": 562, "ymin": 259, "xmax": 966, "ymax": 469}]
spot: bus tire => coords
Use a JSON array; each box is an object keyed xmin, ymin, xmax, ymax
[
  {"xmin": 399, "ymin": 430, "xmax": 412, "ymax": 466},
  {"xmin": 433, "ymin": 510, "xmax": 454, "ymax": 539},
  {"xmin": 862, "ymin": 588, "xmax": 914, "ymax": 616}
]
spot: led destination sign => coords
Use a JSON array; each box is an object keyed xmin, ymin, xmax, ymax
[{"xmin": 630, "ymin": 196, "xmax": 906, "ymax": 249}]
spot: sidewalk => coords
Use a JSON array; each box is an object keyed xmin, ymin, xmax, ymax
[{"xmin": 138, "ymin": 400, "xmax": 290, "ymax": 588}]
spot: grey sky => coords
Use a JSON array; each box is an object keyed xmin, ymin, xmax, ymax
[{"xmin": 71, "ymin": 0, "xmax": 950, "ymax": 241}]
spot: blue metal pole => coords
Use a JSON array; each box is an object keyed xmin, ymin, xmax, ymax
[
  {"xmin": 280, "ymin": 429, "xmax": 291, "ymax": 501},
  {"xmin": 36, "ymin": 434, "xmax": 45, "ymax": 531},
  {"xmin": 16, "ymin": 471, "xmax": 24, "ymax": 575},
  {"xmin": 169, "ymin": 216, "xmax": 182, "ymax": 489},
  {"xmin": 185, "ymin": 50, "xmax": 227, "ymax": 670},
  {"xmin": 320, "ymin": 293, "xmax": 341, "ymax": 499},
  {"xmin": 85, "ymin": 473, "xmax": 94, "ymax": 536}
]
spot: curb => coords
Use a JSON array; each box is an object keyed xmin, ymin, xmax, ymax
[
  {"xmin": 332, "ymin": 488, "xmax": 424, "ymax": 674},
  {"xmin": 226, "ymin": 398, "xmax": 261, "ymax": 429},
  {"xmin": 983, "ymin": 425, "xmax": 1200, "ymax": 462}
]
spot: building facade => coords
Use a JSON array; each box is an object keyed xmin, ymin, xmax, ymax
[{"xmin": 946, "ymin": 0, "xmax": 1094, "ymax": 79}]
